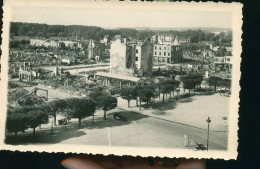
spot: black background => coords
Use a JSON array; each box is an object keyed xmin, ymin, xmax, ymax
[{"xmin": 1, "ymin": 0, "xmax": 260, "ymax": 169}]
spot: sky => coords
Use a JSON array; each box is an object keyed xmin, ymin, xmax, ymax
[{"xmin": 10, "ymin": 3, "xmax": 233, "ymax": 29}]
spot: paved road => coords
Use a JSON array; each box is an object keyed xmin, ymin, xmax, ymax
[{"xmin": 60, "ymin": 112, "xmax": 227, "ymax": 150}]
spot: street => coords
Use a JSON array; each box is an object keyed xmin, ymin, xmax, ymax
[{"xmin": 59, "ymin": 110, "xmax": 227, "ymax": 150}]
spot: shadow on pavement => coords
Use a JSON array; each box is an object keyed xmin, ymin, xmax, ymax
[
  {"xmin": 152, "ymin": 111, "xmax": 166, "ymax": 115},
  {"xmin": 178, "ymin": 97, "xmax": 194, "ymax": 103},
  {"xmin": 84, "ymin": 111, "xmax": 150, "ymax": 130},
  {"xmin": 195, "ymin": 91, "xmax": 215, "ymax": 96},
  {"xmin": 142, "ymin": 100, "xmax": 177, "ymax": 111},
  {"xmin": 5, "ymin": 127, "xmax": 86, "ymax": 145}
]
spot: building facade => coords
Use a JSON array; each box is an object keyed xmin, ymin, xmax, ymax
[
  {"xmin": 110, "ymin": 37, "xmax": 153, "ymax": 77},
  {"xmin": 135, "ymin": 40, "xmax": 154, "ymax": 77},
  {"xmin": 214, "ymin": 52, "xmax": 232, "ymax": 70},
  {"xmin": 110, "ymin": 38, "xmax": 136, "ymax": 76},
  {"xmin": 152, "ymin": 35, "xmax": 183, "ymax": 64}
]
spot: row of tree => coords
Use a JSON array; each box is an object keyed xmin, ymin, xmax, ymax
[
  {"xmin": 10, "ymin": 22, "xmax": 232, "ymax": 44},
  {"xmin": 119, "ymin": 79, "xmax": 181, "ymax": 110},
  {"xmin": 7, "ymin": 88, "xmax": 118, "ymax": 136},
  {"xmin": 207, "ymin": 76, "xmax": 231, "ymax": 92},
  {"xmin": 119, "ymin": 74, "xmax": 231, "ymax": 110}
]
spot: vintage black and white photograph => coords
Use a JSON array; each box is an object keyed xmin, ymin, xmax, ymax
[{"xmin": 0, "ymin": 0, "xmax": 242, "ymax": 159}]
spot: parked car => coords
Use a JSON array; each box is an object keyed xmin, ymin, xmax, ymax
[{"xmin": 113, "ymin": 113, "xmax": 127, "ymax": 122}]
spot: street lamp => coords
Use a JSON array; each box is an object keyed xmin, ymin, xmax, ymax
[{"xmin": 206, "ymin": 117, "xmax": 211, "ymax": 151}]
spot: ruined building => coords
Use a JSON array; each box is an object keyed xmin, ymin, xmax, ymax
[
  {"xmin": 94, "ymin": 36, "xmax": 153, "ymax": 88},
  {"xmin": 152, "ymin": 35, "xmax": 183, "ymax": 64},
  {"xmin": 110, "ymin": 37, "xmax": 153, "ymax": 77}
]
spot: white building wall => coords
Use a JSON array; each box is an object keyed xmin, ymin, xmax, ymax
[
  {"xmin": 110, "ymin": 39, "xmax": 127, "ymax": 74},
  {"xmin": 135, "ymin": 46, "xmax": 141, "ymax": 69}
]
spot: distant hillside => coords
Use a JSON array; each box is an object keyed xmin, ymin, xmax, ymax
[
  {"xmin": 106, "ymin": 27, "xmax": 232, "ymax": 32},
  {"xmin": 10, "ymin": 22, "xmax": 232, "ymax": 44}
]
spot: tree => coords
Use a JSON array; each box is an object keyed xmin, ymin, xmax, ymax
[
  {"xmin": 25, "ymin": 109, "xmax": 49, "ymax": 135},
  {"xmin": 158, "ymin": 81, "xmax": 172, "ymax": 103},
  {"xmin": 95, "ymin": 95, "xmax": 117, "ymax": 120},
  {"xmin": 6, "ymin": 110, "xmax": 27, "ymax": 136},
  {"xmin": 88, "ymin": 86, "xmax": 107, "ymax": 101},
  {"xmin": 17, "ymin": 94, "xmax": 45, "ymax": 107},
  {"xmin": 8, "ymin": 88, "xmax": 28, "ymax": 102},
  {"xmin": 181, "ymin": 74, "xmax": 203, "ymax": 94},
  {"xmin": 48, "ymin": 99, "xmax": 67, "ymax": 126},
  {"xmin": 220, "ymin": 78, "xmax": 231, "ymax": 90},
  {"xmin": 165, "ymin": 80, "xmax": 180, "ymax": 101},
  {"xmin": 136, "ymin": 85, "xmax": 157, "ymax": 110},
  {"xmin": 207, "ymin": 76, "xmax": 222, "ymax": 92},
  {"xmin": 65, "ymin": 98, "xmax": 96, "ymax": 126},
  {"xmin": 119, "ymin": 86, "xmax": 136, "ymax": 108},
  {"xmin": 89, "ymin": 88, "xmax": 117, "ymax": 120},
  {"xmin": 192, "ymin": 74, "xmax": 204, "ymax": 93},
  {"xmin": 7, "ymin": 106, "xmax": 44, "ymax": 135},
  {"xmin": 170, "ymin": 80, "xmax": 180, "ymax": 96}
]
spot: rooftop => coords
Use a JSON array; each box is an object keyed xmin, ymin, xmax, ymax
[{"xmin": 95, "ymin": 72, "xmax": 142, "ymax": 82}]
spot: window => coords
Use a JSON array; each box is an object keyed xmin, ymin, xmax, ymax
[
  {"xmin": 159, "ymin": 52, "xmax": 161, "ymax": 55},
  {"xmin": 164, "ymin": 47, "xmax": 166, "ymax": 50},
  {"xmin": 136, "ymin": 57, "xmax": 138, "ymax": 61},
  {"xmin": 159, "ymin": 46, "xmax": 161, "ymax": 50},
  {"xmin": 164, "ymin": 52, "xmax": 166, "ymax": 56},
  {"xmin": 227, "ymin": 58, "xmax": 230, "ymax": 61},
  {"xmin": 154, "ymin": 51, "xmax": 157, "ymax": 55},
  {"xmin": 136, "ymin": 49, "xmax": 138, "ymax": 53},
  {"xmin": 155, "ymin": 46, "xmax": 157, "ymax": 50},
  {"xmin": 168, "ymin": 52, "xmax": 170, "ymax": 56}
]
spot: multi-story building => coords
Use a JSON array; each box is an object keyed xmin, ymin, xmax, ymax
[
  {"xmin": 214, "ymin": 51, "xmax": 232, "ymax": 70},
  {"xmin": 110, "ymin": 37, "xmax": 153, "ymax": 77},
  {"xmin": 135, "ymin": 40, "xmax": 154, "ymax": 77},
  {"xmin": 109, "ymin": 38, "xmax": 136, "ymax": 76},
  {"xmin": 94, "ymin": 36, "xmax": 152, "ymax": 88},
  {"xmin": 153, "ymin": 36, "xmax": 183, "ymax": 64}
]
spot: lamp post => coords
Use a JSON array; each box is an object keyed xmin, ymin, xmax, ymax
[{"xmin": 206, "ymin": 117, "xmax": 211, "ymax": 151}]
